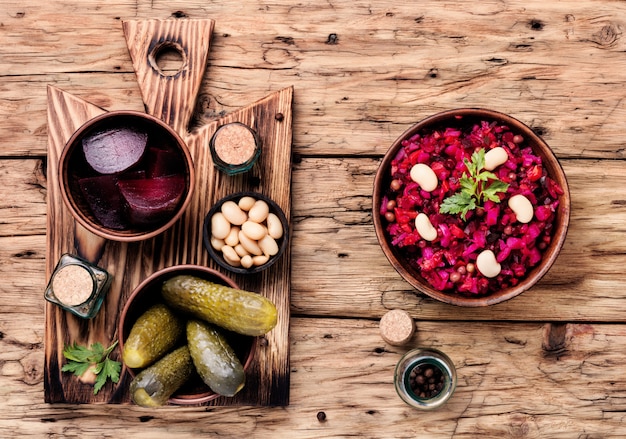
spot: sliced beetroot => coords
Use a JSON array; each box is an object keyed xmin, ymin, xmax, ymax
[
  {"xmin": 82, "ymin": 127, "xmax": 148, "ymax": 174},
  {"xmin": 145, "ymin": 147, "xmax": 184, "ymax": 178},
  {"xmin": 118, "ymin": 175, "xmax": 186, "ymax": 226},
  {"xmin": 78, "ymin": 175, "xmax": 128, "ymax": 230}
]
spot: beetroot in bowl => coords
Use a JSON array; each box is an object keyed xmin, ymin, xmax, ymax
[
  {"xmin": 373, "ymin": 109, "xmax": 570, "ymax": 306},
  {"xmin": 59, "ymin": 111, "xmax": 195, "ymax": 242}
]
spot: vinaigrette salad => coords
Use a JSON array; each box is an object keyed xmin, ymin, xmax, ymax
[{"xmin": 380, "ymin": 121, "xmax": 564, "ymax": 296}]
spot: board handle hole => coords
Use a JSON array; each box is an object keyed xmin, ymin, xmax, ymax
[{"xmin": 149, "ymin": 42, "xmax": 186, "ymax": 77}]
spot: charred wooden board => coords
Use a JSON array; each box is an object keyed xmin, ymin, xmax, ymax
[{"xmin": 44, "ymin": 18, "xmax": 293, "ymax": 406}]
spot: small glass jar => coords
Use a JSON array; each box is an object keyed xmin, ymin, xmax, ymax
[
  {"xmin": 44, "ymin": 253, "xmax": 112, "ymax": 319},
  {"xmin": 209, "ymin": 122, "xmax": 261, "ymax": 175},
  {"xmin": 394, "ymin": 348, "xmax": 457, "ymax": 410}
]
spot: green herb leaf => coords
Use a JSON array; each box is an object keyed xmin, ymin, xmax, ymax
[
  {"xmin": 93, "ymin": 357, "xmax": 121, "ymax": 395},
  {"xmin": 62, "ymin": 341, "xmax": 121, "ymax": 395},
  {"xmin": 483, "ymin": 180, "xmax": 510, "ymax": 203},
  {"xmin": 62, "ymin": 342, "xmax": 98, "ymax": 363},
  {"xmin": 440, "ymin": 148, "xmax": 509, "ymax": 220},
  {"xmin": 61, "ymin": 359, "xmax": 92, "ymax": 377},
  {"xmin": 440, "ymin": 191, "xmax": 476, "ymax": 220}
]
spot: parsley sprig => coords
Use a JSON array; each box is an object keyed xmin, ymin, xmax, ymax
[
  {"xmin": 61, "ymin": 341, "xmax": 121, "ymax": 395},
  {"xmin": 439, "ymin": 149, "xmax": 509, "ymax": 220}
]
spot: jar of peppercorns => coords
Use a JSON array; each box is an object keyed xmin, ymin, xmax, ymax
[{"xmin": 394, "ymin": 348, "xmax": 456, "ymax": 410}]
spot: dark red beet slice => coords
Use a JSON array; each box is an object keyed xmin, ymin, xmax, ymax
[
  {"xmin": 78, "ymin": 175, "xmax": 128, "ymax": 230},
  {"xmin": 146, "ymin": 147, "xmax": 184, "ymax": 178},
  {"xmin": 118, "ymin": 175, "xmax": 186, "ymax": 225},
  {"xmin": 82, "ymin": 127, "xmax": 148, "ymax": 174}
]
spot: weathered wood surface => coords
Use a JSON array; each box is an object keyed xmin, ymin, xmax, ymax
[
  {"xmin": 3, "ymin": 0, "xmax": 626, "ymax": 437},
  {"xmin": 44, "ymin": 18, "xmax": 293, "ymax": 405}
]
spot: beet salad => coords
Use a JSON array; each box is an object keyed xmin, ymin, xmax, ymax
[{"xmin": 379, "ymin": 120, "xmax": 564, "ymax": 296}]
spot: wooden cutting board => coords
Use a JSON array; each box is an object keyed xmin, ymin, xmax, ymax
[{"xmin": 44, "ymin": 18, "xmax": 293, "ymax": 406}]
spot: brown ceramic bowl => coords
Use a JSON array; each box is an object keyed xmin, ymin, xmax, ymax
[
  {"xmin": 118, "ymin": 265, "xmax": 256, "ymax": 405},
  {"xmin": 59, "ymin": 110, "xmax": 195, "ymax": 242},
  {"xmin": 203, "ymin": 191, "xmax": 289, "ymax": 274},
  {"xmin": 373, "ymin": 108, "xmax": 570, "ymax": 306}
]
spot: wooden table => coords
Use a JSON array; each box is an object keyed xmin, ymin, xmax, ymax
[{"xmin": 2, "ymin": 0, "xmax": 626, "ymax": 437}]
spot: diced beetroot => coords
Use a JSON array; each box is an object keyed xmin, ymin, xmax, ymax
[
  {"xmin": 78, "ymin": 175, "xmax": 128, "ymax": 230},
  {"xmin": 118, "ymin": 175, "xmax": 186, "ymax": 226},
  {"xmin": 145, "ymin": 147, "xmax": 184, "ymax": 178},
  {"xmin": 381, "ymin": 119, "xmax": 563, "ymax": 297},
  {"xmin": 82, "ymin": 127, "xmax": 148, "ymax": 174}
]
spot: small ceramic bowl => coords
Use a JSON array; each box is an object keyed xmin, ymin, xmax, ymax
[
  {"xmin": 59, "ymin": 110, "xmax": 195, "ymax": 242},
  {"xmin": 118, "ymin": 265, "xmax": 256, "ymax": 405},
  {"xmin": 203, "ymin": 191, "xmax": 289, "ymax": 274},
  {"xmin": 373, "ymin": 108, "xmax": 570, "ymax": 306}
]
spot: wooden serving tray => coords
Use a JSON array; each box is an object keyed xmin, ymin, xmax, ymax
[{"xmin": 44, "ymin": 18, "xmax": 293, "ymax": 406}]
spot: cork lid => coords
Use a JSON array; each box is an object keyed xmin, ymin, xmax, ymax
[{"xmin": 379, "ymin": 309, "xmax": 415, "ymax": 345}]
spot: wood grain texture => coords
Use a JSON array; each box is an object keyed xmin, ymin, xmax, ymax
[
  {"xmin": 3, "ymin": 1, "xmax": 626, "ymax": 159},
  {"xmin": 123, "ymin": 19, "xmax": 215, "ymax": 134},
  {"xmin": 44, "ymin": 19, "xmax": 293, "ymax": 406},
  {"xmin": 3, "ymin": 156, "xmax": 626, "ymax": 322},
  {"xmin": 5, "ymin": 317, "xmax": 626, "ymax": 438},
  {"xmin": 3, "ymin": 0, "xmax": 626, "ymax": 437}
]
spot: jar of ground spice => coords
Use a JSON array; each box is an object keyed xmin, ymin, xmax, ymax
[
  {"xmin": 44, "ymin": 253, "xmax": 112, "ymax": 319},
  {"xmin": 209, "ymin": 122, "xmax": 261, "ymax": 175},
  {"xmin": 394, "ymin": 348, "xmax": 456, "ymax": 410}
]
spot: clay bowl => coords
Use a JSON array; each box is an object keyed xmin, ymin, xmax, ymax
[
  {"xmin": 59, "ymin": 110, "xmax": 195, "ymax": 242},
  {"xmin": 118, "ymin": 264, "xmax": 256, "ymax": 405},
  {"xmin": 373, "ymin": 108, "xmax": 570, "ymax": 306},
  {"xmin": 203, "ymin": 191, "xmax": 289, "ymax": 274}
]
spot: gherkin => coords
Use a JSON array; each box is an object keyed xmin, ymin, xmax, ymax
[
  {"xmin": 123, "ymin": 303, "xmax": 184, "ymax": 369},
  {"xmin": 161, "ymin": 275, "xmax": 277, "ymax": 336},
  {"xmin": 187, "ymin": 320, "xmax": 245, "ymax": 397},
  {"xmin": 129, "ymin": 345, "xmax": 193, "ymax": 407}
]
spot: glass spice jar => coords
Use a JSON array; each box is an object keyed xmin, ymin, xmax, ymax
[
  {"xmin": 394, "ymin": 348, "xmax": 457, "ymax": 410},
  {"xmin": 44, "ymin": 253, "xmax": 112, "ymax": 319},
  {"xmin": 209, "ymin": 122, "xmax": 261, "ymax": 175}
]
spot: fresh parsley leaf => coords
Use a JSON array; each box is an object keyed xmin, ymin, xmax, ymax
[
  {"xmin": 62, "ymin": 340, "xmax": 121, "ymax": 395},
  {"xmin": 62, "ymin": 342, "xmax": 98, "ymax": 363},
  {"xmin": 94, "ymin": 357, "xmax": 121, "ymax": 395},
  {"xmin": 483, "ymin": 180, "xmax": 510, "ymax": 202},
  {"xmin": 440, "ymin": 148, "xmax": 509, "ymax": 220},
  {"xmin": 61, "ymin": 360, "xmax": 92, "ymax": 377},
  {"xmin": 440, "ymin": 191, "xmax": 476, "ymax": 220}
]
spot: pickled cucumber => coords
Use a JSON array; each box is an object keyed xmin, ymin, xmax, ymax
[
  {"xmin": 161, "ymin": 275, "xmax": 277, "ymax": 336},
  {"xmin": 187, "ymin": 320, "xmax": 245, "ymax": 397},
  {"xmin": 129, "ymin": 345, "xmax": 193, "ymax": 407},
  {"xmin": 123, "ymin": 303, "xmax": 184, "ymax": 369}
]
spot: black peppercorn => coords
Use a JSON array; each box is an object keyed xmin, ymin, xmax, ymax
[{"xmin": 408, "ymin": 364, "xmax": 445, "ymax": 399}]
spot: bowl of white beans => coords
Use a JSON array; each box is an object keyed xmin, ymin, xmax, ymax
[{"xmin": 203, "ymin": 192, "xmax": 289, "ymax": 274}]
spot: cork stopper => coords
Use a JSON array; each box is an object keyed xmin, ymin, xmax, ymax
[{"xmin": 379, "ymin": 309, "xmax": 415, "ymax": 345}]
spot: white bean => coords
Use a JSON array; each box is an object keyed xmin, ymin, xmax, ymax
[
  {"xmin": 221, "ymin": 245, "xmax": 241, "ymax": 266},
  {"xmin": 248, "ymin": 200, "xmax": 270, "ymax": 223},
  {"xmin": 415, "ymin": 213, "xmax": 437, "ymax": 241},
  {"xmin": 238, "ymin": 230, "xmax": 263, "ymax": 256},
  {"xmin": 221, "ymin": 201, "xmax": 247, "ymax": 225},
  {"xmin": 484, "ymin": 147, "xmax": 509, "ymax": 171},
  {"xmin": 210, "ymin": 236, "xmax": 225, "ymax": 251},
  {"xmin": 241, "ymin": 254, "xmax": 254, "ymax": 269},
  {"xmin": 224, "ymin": 226, "xmax": 240, "ymax": 247},
  {"xmin": 259, "ymin": 234, "xmax": 279, "ymax": 256},
  {"xmin": 508, "ymin": 194, "xmax": 534, "ymax": 223},
  {"xmin": 266, "ymin": 213, "xmax": 284, "ymax": 239},
  {"xmin": 242, "ymin": 220, "xmax": 266, "ymax": 241},
  {"xmin": 238, "ymin": 196, "xmax": 256, "ymax": 211},
  {"xmin": 476, "ymin": 250, "xmax": 501, "ymax": 278},
  {"xmin": 211, "ymin": 212, "xmax": 231, "ymax": 240},
  {"xmin": 409, "ymin": 163, "xmax": 438, "ymax": 192},
  {"xmin": 234, "ymin": 244, "xmax": 249, "ymax": 258},
  {"xmin": 252, "ymin": 255, "xmax": 270, "ymax": 266}
]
